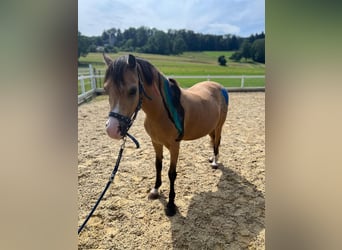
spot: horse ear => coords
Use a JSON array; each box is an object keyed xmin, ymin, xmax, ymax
[
  {"xmin": 127, "ymin": 54, "xmax": 136, "ymax": 68},
  {"xmin": 103, "ymin": 53, "xmax": 113, "ymax": 66}
]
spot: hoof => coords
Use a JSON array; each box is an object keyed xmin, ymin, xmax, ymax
[
  {"xmin": 211, "ymin": 162, "xmax": 219, "ymax": 169},
  {"xmin": 148, "ymin": 189, "xmax": 159, "ymax": 200},
  {"xmin": 148, "ymin": 192, "xmax": 159, "ymax": 200},
  {"xmin": 208, "ymin": 156, "xmax": 213, "ymax": 163},
  {"xmin": 166, "ymin": 203, "xmax": 177, "ymax": 216}
]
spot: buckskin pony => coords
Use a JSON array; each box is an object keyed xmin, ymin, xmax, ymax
[{"xmin": 103, "ymin": 54, "xmax": 229, "ymax": 216}]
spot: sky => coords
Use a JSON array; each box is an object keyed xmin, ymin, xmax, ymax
[{"xmin": 78, "ymin": 0, "xmax": 264, "ymax": 37}]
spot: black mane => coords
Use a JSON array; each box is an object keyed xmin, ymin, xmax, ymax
[
  {"xmin": 104, "ymin": 55, "xmax": 155, "ymax": 86},
  {"xmin": 136, "ymin": 57, "xmax": 154, "ymax": 85}
]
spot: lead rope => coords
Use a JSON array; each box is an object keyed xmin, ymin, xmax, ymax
[
  {"xmin": 78, "ymin": 92, "xmax": 142, "ymax": 235},
  {"xmin": 79, "ymin": 74, "xmax": 148, "ymax": 235},
  {"xmin": 78, "ymin": 137, "xmax": 128, "ymax": 235}
]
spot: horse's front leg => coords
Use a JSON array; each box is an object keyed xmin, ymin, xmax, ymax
[
  {"xmin": 148, "ymin": 142, "xmax": 163, "ymax": 200},
  {"xmin": 166, "ymin": 143, "xmax": 180, "ymax": 216}
]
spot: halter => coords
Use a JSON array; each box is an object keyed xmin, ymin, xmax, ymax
[{"xmin": 108, "ymin": 71, "xmax": 151, "ymax": 139}]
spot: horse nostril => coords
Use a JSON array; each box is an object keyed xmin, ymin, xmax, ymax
[{"xmin": 105, "ymin": 120, "xmax": 109, "ymax": 127}]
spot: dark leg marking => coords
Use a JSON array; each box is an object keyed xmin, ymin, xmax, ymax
[
  {"xmin": 166, "ymin": 169, "xmax": 177, "ymax": 216},
  {"xmin": 148, "ymin": 157, "xmax": 162, "ymax": 200},
  {"xmin": 148, "ymin": 142, "xmax": 163, "ymax": 200}
]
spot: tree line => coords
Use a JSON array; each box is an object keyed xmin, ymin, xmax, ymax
[{"xmin": 78, "ymin": 27, "xmax": 265, "ymax": 63}]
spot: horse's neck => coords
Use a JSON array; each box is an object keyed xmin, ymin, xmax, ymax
[
  {"xmin": 142, "ymin": 75, "xmax": 185, "ymax": 141},
  {"xmin": 141, "ymin": 78, "xmax": 167, "ymax": 121}
]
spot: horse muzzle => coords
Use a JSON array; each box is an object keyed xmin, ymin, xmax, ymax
[
  {"xmin": 105, "ymin": 117, "xmax": 123, "ymax": 139},
  {"xmin": 106, "ymin": 111, "xmax": 133, "ymax": 139}
]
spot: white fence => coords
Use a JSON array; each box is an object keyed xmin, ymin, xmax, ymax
[
  {"xmin": 77, "ymin": 75, "xmax": 104, "ymax": 104},
  {"xmin": 78, "ymin": 65, "xmax": 105, "ymax": 104},
  {"xmin": 78, "ymin": 65, "xmax": 265, "ymax": 104}
]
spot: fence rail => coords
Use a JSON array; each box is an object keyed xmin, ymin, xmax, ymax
[
  {"xmin": 78, "ymin": 65, "xmax": 265, "ymax": 105},
  {"xmin": 78, "ymin": 75, "xmax": 104, "ymax": 104}
]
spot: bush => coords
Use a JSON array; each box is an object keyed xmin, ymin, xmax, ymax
[
  {"xmin": 218, "ymin": 55, "xmax": 227, "ymax": 66},
  {"xmin": 229, "ymin": 51, "xmax": 242, "ymax": 62},
  {"xmin": 104, "ymin": 45, "xmax": 118, "ymax": 53}
]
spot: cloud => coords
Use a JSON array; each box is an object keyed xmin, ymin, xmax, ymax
[
  {"xmin": 78, "ymin": 0, "xmax": 264, "ymax": 37},
  {"xmin": 205, "ymin": 23, "xmax": 240, "ymax": 35}
]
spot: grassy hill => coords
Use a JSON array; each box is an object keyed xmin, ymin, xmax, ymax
[{"xmin": 78, "ymin": 51, "xmax": 265, "ymax": 90}]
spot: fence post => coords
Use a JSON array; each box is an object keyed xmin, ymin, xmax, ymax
[
  {"xmin": 241, "ymin": 75, "xmax": 245, "ymax": 88},
  {"xmin": 80, "ymin": 76, "xmax": 85, "ymax": 94},
  {"xmin": 89, "ymin": 64, "xmax": 96, "ymax": 90},
  {"xmin": 98, "ymin": 70, "xmax": 102, "ymax": 87},
  {"xmin": 93, "ymin": 67, "xmax": 97, "ymax": 87}
]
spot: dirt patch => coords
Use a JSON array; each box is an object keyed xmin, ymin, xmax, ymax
[{"xmin": 78, "ymin": 92, "xmax": 265, "ymax": 249}]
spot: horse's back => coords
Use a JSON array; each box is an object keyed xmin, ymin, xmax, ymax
[
  {"xmin": 185, "ymin": 81, "xmax": 228, "ymax": 109},
  {"xmin": 187, "ymin": 80, "xmax": 222, "ymax": 95}
]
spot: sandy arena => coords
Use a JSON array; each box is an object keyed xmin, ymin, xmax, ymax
[{"xmin": 78, "ymin": 92, "xmax": 265, "ymax": 249}]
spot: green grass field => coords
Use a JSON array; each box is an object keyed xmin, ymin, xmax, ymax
[{"xmin": 78, "ymin": 51, "xmax": 265, "ymax": 92}]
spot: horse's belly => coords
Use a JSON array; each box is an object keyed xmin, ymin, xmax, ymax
[
  {"xmin": 181, "ymin": 82, "xmax": 224, "ymax": 140},
  {"xmin": 182, "ymin": 131, "xmax": 211, "ymax": 140},
  {"xmin": 183, "ymin": 110, "xmax": 219, "ymax": 140}
]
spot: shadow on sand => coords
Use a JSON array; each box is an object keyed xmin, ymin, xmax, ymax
[{"xmin": 166, "ymin": 165, "xmax": 265, "ymax": 249}]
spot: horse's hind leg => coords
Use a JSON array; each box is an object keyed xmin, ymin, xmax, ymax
[
  {"xmin": 210, "ymin": 121, "xmax": 225, "ymax": 169},
  {"xmin": 148, "ymin": 142, "xmax": 163, "ymax": 200},
  {"xmin": 210, "ymin": 133, "xmax": 221, "ymax": 169},
  {"xmin": 209, "ymin": 131, "xmax": 216, "ymax": 163}
]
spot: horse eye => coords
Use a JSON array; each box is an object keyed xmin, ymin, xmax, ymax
[{"xmin": 128, "ymin": 87, "xmax": 137, "ymax": 96}]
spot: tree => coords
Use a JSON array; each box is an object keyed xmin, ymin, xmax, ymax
[
  {"xmin": 136, "ymin": 26, "xmax": 149, "ymax": 47},
  {"xmin": 241, "ymin": 40, "xmax": 252, "ymax": 61},
  {"xmin": 101, "ymin": 31, "xmax": 109, "ymax": 43},
  {"xmin": 80, "ymin": 27, "xmax": 265, "ymax": 56},
  {"xmin": 218, "ymin": 55, "xmax": 227, "ymax": 66},
  {"xmin": 123, "ymin": 27, "xmax": 137, "ymax": 40},
  {"xmin": 229, "ymin": 35, "xmax": 240, "ymax": 50},
  {"xmin": 172, "ymin": 35, "xmax": 187, "ymax": 54},
  {"xmin": 145, "ymin": 30, "xmax": 170, "ymax": 54},
  {"xmin": 251, "ymin": 38, "xmax": 265, "ymax": 63},
  {"xmin": 122, "ymin": 39, "xmax": 134, "ymax": 51},
  {"xmin": 78, "ymin": 31, "xmax": 90, "ymax": 59}
]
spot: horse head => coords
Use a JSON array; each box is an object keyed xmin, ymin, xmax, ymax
[{"xmin": 103, "ymin": 54, "xmax": 142, "ymax": 139}]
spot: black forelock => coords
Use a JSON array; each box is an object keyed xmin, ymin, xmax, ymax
[
  {"xmin": 104, "ymin": 55, "xmax": 155, "ymax": 86},
  {"xmin": 104, "ymin": 55, "xmax": 128, "ymax": 85}
]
